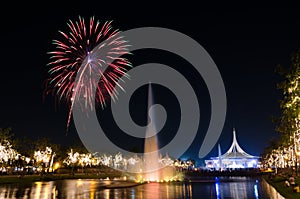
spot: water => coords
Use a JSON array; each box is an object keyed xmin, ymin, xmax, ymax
[{"xmin": 0, "ymin": 177, "xmax": 284, "ymax": 199}]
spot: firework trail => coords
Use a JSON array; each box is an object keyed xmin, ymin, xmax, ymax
[{"xmin": 45, "ymin": 16, "xmax": 132, "ymax": 128}]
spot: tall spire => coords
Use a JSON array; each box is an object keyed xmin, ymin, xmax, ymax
[
  {"xmin": 218, "ymin": 143, "xmax": 222, "ymax": 170},
  {"xmin": 232, "ymin": 127, "xmax": 237, "ymax": 152},
  {"xmin": 222, "ymin": 128, "xmax": 257, "ymax": 158},
  {"xmin": 218, "ymin": 143, "xmax": 222, "ymax": 157}
]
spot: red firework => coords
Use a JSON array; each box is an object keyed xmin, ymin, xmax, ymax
[{"xmin": 45, "ymin": 16, "xmax": 132, "ymax": 128}]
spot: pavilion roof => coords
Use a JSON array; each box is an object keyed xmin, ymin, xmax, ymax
[{"xmin": 211, "ymin": 128, "xmax": 259, "ymax": 160}]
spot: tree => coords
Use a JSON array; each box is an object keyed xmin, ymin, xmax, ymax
[
  {"xmin": 31, "ymin": 137, "xmax": 61, "ymax": 173},
  {"xmin": 67, "ymin": 138, "xmax": 88, "ymax": 154},
  {"xmin": 14, "ymin": 137, "xmax": 35, "ymax": 158},
  {"xmin": 0, "ymin": 128, "xmax": 20, "ymax": 171},
  {"xmin": 273, "ymin": 50, "xmax": 300, "ymax": 174},
  {"xmin": 0, "ymin": 127, "xmax": 14, "ymax": 144}
]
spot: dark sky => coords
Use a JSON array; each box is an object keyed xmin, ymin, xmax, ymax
[{"xmin": 1, "ymin": 5, "xmax": 300, "ymax": 164}]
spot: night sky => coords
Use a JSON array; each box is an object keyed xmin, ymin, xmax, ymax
[{"xmin": 1, "ymin": 5, "xmax": 300, "ymax": 165}]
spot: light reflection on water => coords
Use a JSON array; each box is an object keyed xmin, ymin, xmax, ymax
[{"xmin": 0, "ymin": 177, "xmax": 284, "ymax": 199}]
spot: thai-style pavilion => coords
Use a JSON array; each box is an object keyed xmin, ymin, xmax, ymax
[{"xmin": 205, "ymin": 128, "xmax": 260, "ymax": 170}]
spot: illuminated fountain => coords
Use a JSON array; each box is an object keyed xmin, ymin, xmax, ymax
[
  {"xmin": 86, "ymin": 84, "xmax": 182, "ymax": 182},
  {"xmin": 143, "ymin": 83, "xmax": 160, "ymax": 182},
  {"xmin": 139, "ymin": 84, "xmax": 181, "ymax": 182}
]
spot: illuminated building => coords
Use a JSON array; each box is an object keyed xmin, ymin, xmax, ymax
[{"xmin": 205, "ymin": 128, "xmax": 260, "ymax": 169}]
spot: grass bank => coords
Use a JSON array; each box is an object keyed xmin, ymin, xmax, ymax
[{"xmin": 263, "ymin": 174, "xmax": 300, "ymax": 199}]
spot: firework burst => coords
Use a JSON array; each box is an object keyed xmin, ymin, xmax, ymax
[{"xmin": 45, "ymin": 16, "xmax": 132, "ymax": 128}]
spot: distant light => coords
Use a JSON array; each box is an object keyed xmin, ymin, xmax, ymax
[
  {"xmin": 254, "ymin": 184, "xmax": 259, "ymax": 199},
  {"xmin": 53, "ymin": 162, "xmax": 60, "ymax": 170},
  {"xmin": 215, "ymin": 182, "xmax": 220, "ymax": 199}
]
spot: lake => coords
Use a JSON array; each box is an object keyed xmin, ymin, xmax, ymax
[{"xmin": 0, "ymin": 176, "xmax": 284, "ymax": 199}]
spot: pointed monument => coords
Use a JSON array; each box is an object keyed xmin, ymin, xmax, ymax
[
  {"xmin": 205, "ymin": 128, "xmax": 260, "ymax": 169},
  {"xmin": 218, "ymin": 144, "xmax": 222, "ymax": 171}
]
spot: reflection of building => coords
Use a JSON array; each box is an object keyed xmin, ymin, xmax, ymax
[{"xmin": 205, "ymin": 128, "xmax": 260, "ymax": 170}]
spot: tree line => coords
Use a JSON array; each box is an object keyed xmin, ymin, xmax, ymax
[{"xmin": 262, "ymin": 50, "xmax": 300, "ymax": 175}]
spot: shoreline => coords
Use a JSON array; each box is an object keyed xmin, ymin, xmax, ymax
[
  {"xmin": 263, "ymin": 175, "xmax": 300, "ymax": 199},
  {"xmin": 0, "ymin": 172, "xmax": 265, "ymax": 184},
  {"xmin": 0, "ymin": 174, "xmax": 146, "ymax": 189},
  {"xmin": 0, "ymin": 172, "xmax": 265, "ymax": 185},
  {"xmin": 0, "ymin": 173, "xmax": 122, "ymax": 185},
  {"xmin": 261, "ymin": 178, "xmax": 285, "ymax": 199}
]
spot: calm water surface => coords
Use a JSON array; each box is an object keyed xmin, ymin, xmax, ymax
[{"xmin": 0, "ymin": 176, "xmax": 284, "ymax": 199}]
